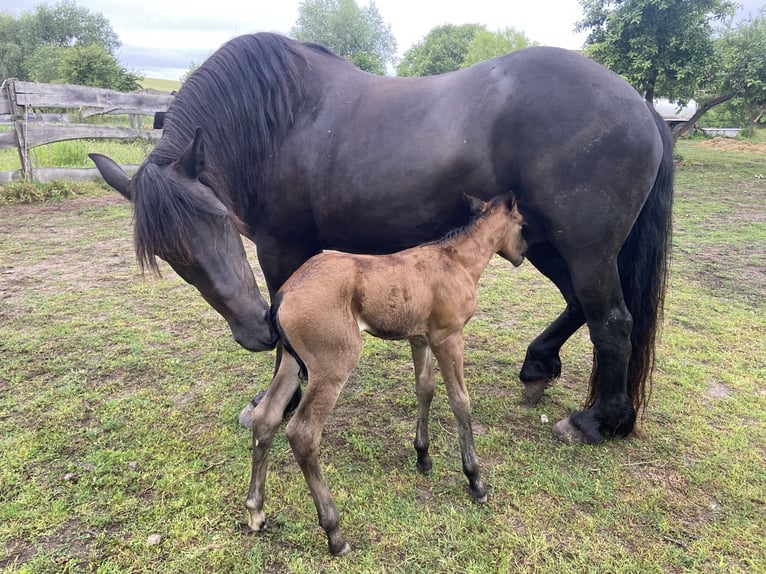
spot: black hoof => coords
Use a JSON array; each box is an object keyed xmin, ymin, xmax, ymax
[{"xmin": 521, "ymin": 379, "xmax": 548, "ymax": 406}]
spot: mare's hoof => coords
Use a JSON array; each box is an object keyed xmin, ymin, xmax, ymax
[
  {"xmin": 246, "ymin": 508, "xmax": 267, "ymax": 532},
  {"xmin": 469, "ymin": 483, "xmax": 488, "ymax": 503},
  {"xmin": 330, "ymin": 541, "xmax": 352, "ymax": 556},
  {"xmin": 522, "ymin": 379, "xmax": 548, "ymax": 406},
  {"xmin": 552, "ymin": 417, "xmax": 597, "ymax": 445},
  {"xmin": 238, "ymin": 400, "xmax": 257, "ymax": 430}
]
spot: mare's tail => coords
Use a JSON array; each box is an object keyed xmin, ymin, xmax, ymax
[{"xmin": 588, "ymin": 106, "xmax": 674, "ymax": 416}]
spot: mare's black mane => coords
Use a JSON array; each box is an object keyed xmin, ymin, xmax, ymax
[{"xmin": 131, "ymin": 33, "xmax": 334, "ymax": 270}]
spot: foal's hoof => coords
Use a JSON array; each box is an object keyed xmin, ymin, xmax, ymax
[
  {"xmin": 521, "ymin": 379, "xmax": 548, "ymax": 406},
  {"xmin": 552, "ymin": 417, "xmax": 597, "ymax": 445}
]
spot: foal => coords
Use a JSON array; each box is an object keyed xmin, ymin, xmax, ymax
[{"xmin": 245, "ymin": 193, "xmax": 526, "ymax": 555}]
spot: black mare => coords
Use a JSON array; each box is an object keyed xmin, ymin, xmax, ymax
[{"xmin": 91, "ymin": 32, "xmax": 673, "ymax": 445}]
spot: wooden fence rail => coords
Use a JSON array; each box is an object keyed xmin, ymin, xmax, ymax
[{"xmin": 1, "ymin": 79, "xmax": 173, "ymax": 183}]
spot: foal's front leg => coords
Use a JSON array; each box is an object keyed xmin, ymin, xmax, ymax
[
  {"xmin": 429, "ymin": 331, "xmax": 487, "ymax": 502},
  {"xmin": 409, "ymin": 336, "xmax": 435, "ymax": 474},
  {"xmin": 245, "ymin": 353, "xmax": 302, "ymax": 531}
]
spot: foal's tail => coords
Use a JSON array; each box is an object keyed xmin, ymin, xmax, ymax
[
  {"xmin": 589, "ymin": 106, "xmax": 674, "ymax": 417},
  {"xmin": 271, "ymin": 292, "xmax": 308, "ymax": 379}
]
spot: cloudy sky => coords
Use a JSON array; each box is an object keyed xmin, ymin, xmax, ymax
[{"xmin": 4, "ymin": 0, "xmax": 764, "ymax": 81}]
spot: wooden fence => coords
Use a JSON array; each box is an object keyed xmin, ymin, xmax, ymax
[{"xmin": 0, "ymin": 79, "xmax": 174, "ymax": 183}]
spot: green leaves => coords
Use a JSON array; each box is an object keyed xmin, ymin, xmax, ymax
[
  {"xmin": 578, "ymin": 0, "xmax": 735, "ymax": 101},
  {"xmin": 291, "ymin": 0, "xmax": 397, "ymax": 75}
]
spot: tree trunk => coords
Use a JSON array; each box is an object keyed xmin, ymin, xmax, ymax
[{"xmin": 670, "ymin": 92, "xmax": 736, "ymax": 139}]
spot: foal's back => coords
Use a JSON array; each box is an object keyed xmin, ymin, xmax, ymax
[{"xmin": 277, "ymin": 243, "xmax": 474, "ymax": 343}]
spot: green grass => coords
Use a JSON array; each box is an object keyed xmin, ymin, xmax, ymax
[
  {"xmin": 0, "ymin": 140, "xmax": 764, "ymax": 572},
  {"xmin": 139, "ymin": 77, "xmax": 182, "ymax": 93}
]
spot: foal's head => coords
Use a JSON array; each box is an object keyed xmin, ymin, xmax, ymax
[{"xmin": 465, "ymin": 192, "xmax": 527, "ymax": 267}]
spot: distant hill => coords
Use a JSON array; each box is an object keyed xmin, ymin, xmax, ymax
[{"xmin": 139, "ymin": 77, "xmax": 182, "ymax": 93}]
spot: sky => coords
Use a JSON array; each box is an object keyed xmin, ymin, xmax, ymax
[{"xmin": 5, "ymin": 0, "xmax": 765, "ymax": 81}]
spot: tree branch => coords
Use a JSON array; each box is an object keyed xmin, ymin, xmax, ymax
[{"xmin": 671, "ymin": 92, "xmax": 736, "ymax": 138}]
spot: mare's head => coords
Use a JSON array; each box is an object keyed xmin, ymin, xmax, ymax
[
  {"xmin": 90, "ymin": 129, "xmax": 278, "ymax": 352},
  {"xmin": 465, "ymin": 192, "xmax": 527, "ymax": 266}
]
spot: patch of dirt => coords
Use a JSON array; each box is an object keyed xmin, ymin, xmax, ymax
[
  {"xmin": 0, "ymin": 194, "xmax": 135, "ymax": 311},
  {"xmin": 704, "ymin": 381, "xmax": 733, "ymax": 402},
  {"xmin": 698, "ymin": 137, "xmax": 766, "ymax": 154}
]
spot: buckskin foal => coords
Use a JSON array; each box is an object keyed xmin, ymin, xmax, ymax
[{"xmin": 244, "ymin": 193, "xmax": 526, "ymax": 555}]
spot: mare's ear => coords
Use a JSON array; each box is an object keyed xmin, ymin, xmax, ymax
[
  {"xmin": 89, "ymin": 153, "xmax": 132, "ymax": 201},
  {"xmin": 177, "ymin": 127, "xmax": 206, "ymax": 179},
  {"xmin": 462, "ymin": 192, "xmax": 486, "ymax": 215},
  {"xmin": 504, "ymin": 192, "xmax": 517, "ymax": 211}
]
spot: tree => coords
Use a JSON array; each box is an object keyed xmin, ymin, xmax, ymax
[
  {"xmin": 16, "ymin": 0, "xmax": 120, "ymax": 58},
  {"xmin": 0, "ymin": 1, "xmax": 139, "ymax": 91},
  {"xmin": 397, "ymin": 23, "xmax": 485, "ymax": 77},
  {"xmin": 0, "ymin": 12, "xmax": 23, "ymax": 79},
  {"xmin": 24, "ymin": 44, "xmax": 67, "ymax": 83},
  {"xmin": 461, "ymin": 27, "xmax": 537, "ymax": 69},
  {"xmin": 291, "ymin": 0, "xmax": 397, "ymax": 75},
  {"xmin": 577, "ymin": 0, "xmax": 736, "ymax": 103},
  {"xmin": 181, "ymin": 61, "xmax": 199, "ymax": 84},
  {"xmin": 59, "ymin": 44, "xmax": 141, "ymax": 91},
  {"xmin": 683, "ymin": 11, "xmax": 766, "ymax": 133}
]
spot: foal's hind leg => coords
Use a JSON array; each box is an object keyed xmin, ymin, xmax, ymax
[
  {"xmin": 429, "ymin": 331, "xmax": 487, "ymax": 502},
  {"xmin": 409, "ymin": 336, "xmax": 435, "ymax": 474},
  {"xmin": 520, "ymin": 242, "xmax": 585, "ymax": 404},
  {"xmin": 245, "ymin": 352, "xmax": 302, "ymax": 531},
  {"xmin": 285, "ymin": 334, "xmax": 363, "ymax": 556}
]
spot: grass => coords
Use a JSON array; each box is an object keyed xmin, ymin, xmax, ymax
[
  {"xmin": 139, "ymin": 78, "xmax": 182, "ymax": 93},
  {"xmin": 0, "ymin": 139, "xmax": 764, "ymax": 572}
]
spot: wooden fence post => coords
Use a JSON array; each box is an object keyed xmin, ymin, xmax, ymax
[{"xmin": 6, "ymin": 80, "xmax": 31, "ymax": 180}]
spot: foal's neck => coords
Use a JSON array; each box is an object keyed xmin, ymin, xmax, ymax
[{"xmin": 444, "ymin": 212, "xmax": 505, "ymax": 283}]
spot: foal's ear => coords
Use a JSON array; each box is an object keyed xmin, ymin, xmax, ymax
[
  {"xmin": 177, "ymin": 127, "xmax": 206, "ymax": 179},
  {"xmin": 462, "ymin": 192, "xmax": 486, "ymax": 215}
]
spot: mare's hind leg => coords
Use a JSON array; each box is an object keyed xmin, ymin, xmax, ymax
[
  {"xmin": 245, "ymin": 352, "xmax": 303, "ymax": 531},
  {"xmin": 554, "ymin": 260, "xmax": 634, "ymax": 444},
  {"xmin": 409, "ymin": 336, "xmax": 435, "ymax": 474},
  {"xmin": 520, "ymin": 242, "xmax": 585, "ymax": 404},
  {"xmin": 429, "ymin": 331, "xmax": 487, "ymax": 502}
]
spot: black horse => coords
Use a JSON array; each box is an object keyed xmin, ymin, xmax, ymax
[{"xmin": 91, "ymin": 32, "xmax": 673, "ymax": 445}]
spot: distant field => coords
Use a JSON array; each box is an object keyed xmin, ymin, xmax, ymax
[{"xmin": 139, "ymin": 77, "xmax": 182, "ymax": 93}]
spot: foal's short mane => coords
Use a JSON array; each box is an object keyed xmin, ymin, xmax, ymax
[
  {"xmin": 439, "ymin": 194, "xmax": 515, "ymax": 246},
  {"xmin": 132, "ymin": 33, "xmax": 333, "ymax": 271}
]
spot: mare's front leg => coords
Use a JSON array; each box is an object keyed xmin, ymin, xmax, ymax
[
  {"xmin": 520, "ymin": 242, "xmax": 585, "ymax": 405},
  {"xmin": 429, "ymin": 331, "xmax": 487, "ymax": 503},
  {"xmin": 245, "ymin": 353, "xmax": 302, "ymax": 531},
  {"xmin": 239, "ymin": 344, "xmax": 302, "ymax": 429},
  {"xmin": 409, "ymin": 336, "xmax": 435, "ymax": 474}
]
